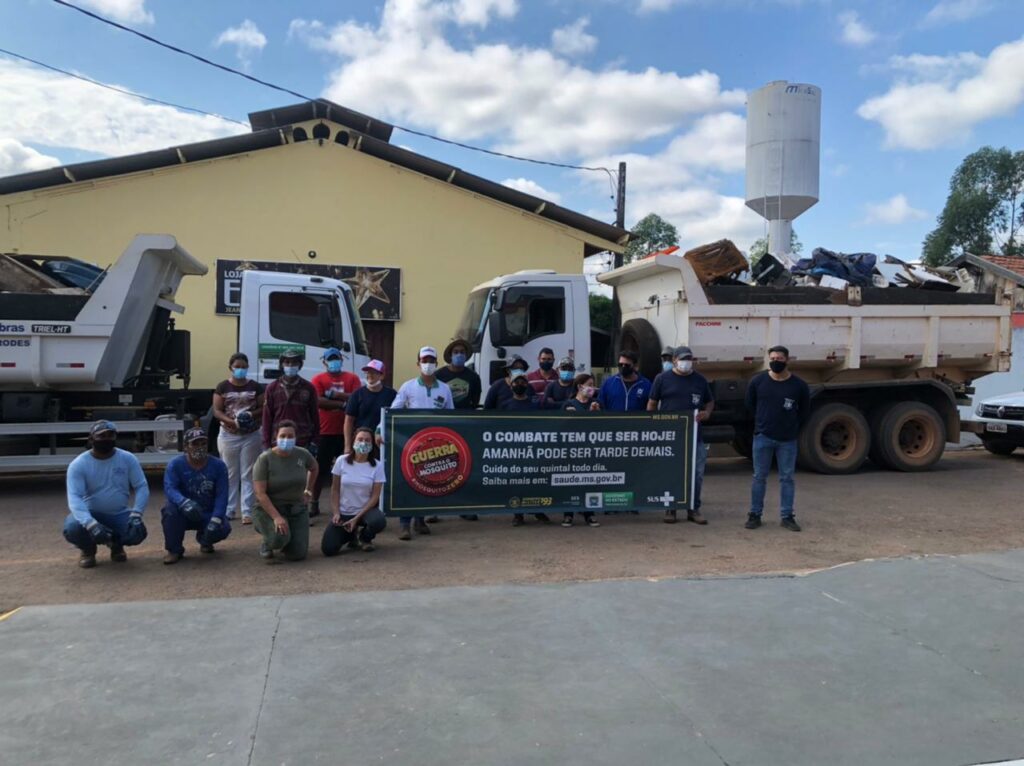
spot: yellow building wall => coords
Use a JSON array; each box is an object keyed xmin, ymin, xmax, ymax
[{"xmin": 0, "ymin": 139, "xmax": 607, "ymax": 387}]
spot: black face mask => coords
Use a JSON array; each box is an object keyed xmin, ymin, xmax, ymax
[
  {"xmin": 769, "ymin": 360, "xmax": 788, "ymax": 374},
  {"xmin": 92, "ymin": 439, "xmax": 116, "ymax": 455},
  {"xmin": 619, "ymin": 363, "xmax": 634, "ymax": 376}
]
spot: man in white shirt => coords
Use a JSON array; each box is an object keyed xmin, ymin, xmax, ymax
[{"xmin": 391, "ymin": 346, "xmax": 454, "ymax": 540}]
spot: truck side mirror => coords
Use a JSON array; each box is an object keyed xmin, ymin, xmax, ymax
[
  {"xmin": 488, "ymin": 312, "xmax": 505, "ymax": 346},
  {"xmin": 493, "ymin": 288, "xmax": 506, "ymax": 312},
  {"xmin": 317, "ymin": 304, "xmax": 333, "ymax": 346},
  {"xmin": 342, "ymin": 341, "xmax": 351, "ymax": 353}
]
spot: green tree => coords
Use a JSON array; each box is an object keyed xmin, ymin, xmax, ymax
[
  {"xmin": 589, "ymin": 293, "xmax": 614, "ymax": 334},
  {"xmin": 747, "ymin": 230, "xmax": 803, "ymax": 267},
  {"xmin": 923, "ymin": 146, "xmax": 1024, "ymax": 266},
  {"xmin": 624, "ymin": 213, "xmax": 679, "ymax": 263}
]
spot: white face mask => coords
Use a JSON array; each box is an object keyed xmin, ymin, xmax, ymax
[
  {"xmin": 365, "ymin": 378, "xmax": 382, "ymax": 390},
  {"xmin": 420, "ymin": 362, "xmax": 437, "ymax": 376},
  {"xmin": 676, "ymin": 360, "xmax": 693, "ymax": 373}
]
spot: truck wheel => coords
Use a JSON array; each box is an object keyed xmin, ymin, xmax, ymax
[
  {"xmin": 872, "ymin": 401, "xmax": 945, "ymax": 471},
  {"xmin": 620, "ymin": 318, "xmax": 661, "ymax": 381},
  {"xmin": 798, "ymin": 403, "xmax": 870, "ymax": 474},
  {"xmin": 981, "ymin": 438, "xmax": 1017, "ymax": 456}
]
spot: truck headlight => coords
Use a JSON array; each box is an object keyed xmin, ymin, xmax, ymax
[{"xmin": 975, "ymin": 403, "xmax": 984, "ymax": 416}]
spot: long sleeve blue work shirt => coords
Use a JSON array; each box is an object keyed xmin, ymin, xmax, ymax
[
  {"xmin": 66, "ymin": 448, "xmax": 149, "ymax": 526},
  {"xmin": 162, "ymin": 455, "xmax": 229, "ymax": 520}
]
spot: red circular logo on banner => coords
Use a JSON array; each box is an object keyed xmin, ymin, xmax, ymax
[{"xmin": 401, "ymin": 427, "xmax": 472, "ymax": 497}]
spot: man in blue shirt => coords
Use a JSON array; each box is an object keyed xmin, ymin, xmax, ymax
[
  {"xmin": 63, "ymin": 420, "xmax": 150, "ymax": 569},
  {"xmin": 597, "ymin": 350, "xmax": 650, "ymax": 412},
  {"xmin": 648, "ymin": 346, "xmax": 714, "ymax": 525},
  {"xmin": 744, "ymin": 345, "xmax": 811, "ymax": 532},
  {"xmin": 161, "ymin": 427, "xmax": 230, "ymax": 563}
]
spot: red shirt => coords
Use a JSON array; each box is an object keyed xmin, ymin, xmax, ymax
[
  {"xmin": 526, "ymin": 368, "xmax": 556, "ymax": 396},
  {"xmin": 312, "ymin": 371, "xmax": 361, "ymax": 435}
]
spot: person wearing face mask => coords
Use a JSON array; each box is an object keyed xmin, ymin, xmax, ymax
[
  {"xmin": 252, "ymin": 420, "xmax": 318, "ymax": 562},
  {"xmin": 526, "ymin": 347, "xmax": 557, "ymax": 396},
  {"xmin": 563, "ymin": 373, "xmax": 601, "ymax": 412},
  {"xmin": 543, "ymin": 357, "xmax": 579, "ymax": 408},
  {"xmin": 499, "ymin": 373, "xmax": 553, "ymax": 527},
  {"xmin": 160, "ymin": 428, "xmax": 230, "ymax": 564},
  {"xmin": 260, "ymin": 349, "xmax": 320, "ymax": 453},
  {"xmin": 311, "ymin": 348, "xmax": 362, "ymax": 518},
  {"xmin": 392, "ymin": 346, "xmax": 454, "ymax": 540},
  {"xmin": 321, "ymin": 427, "xmax": 387, "ymax": 557},
  {"xmin": 213, "ymin": 352, "xmax": 263, "ymax": 525},
  {"xmin": 344, "ymin": 360, "xmax": 397, "ymax": 453},
  {"xmin": 660, "ymin": 346, "xmax": 676, "ymax": 374},
  {"xmin": 435, "ymin": 338, "xmax": 482, "ymax": 410},
  {"xmin": 596, "ymin": 350, "xmax": 651, "ymax": 412},
  {"xmin": 483, "ymin": 355, "xmax": 529, "ymax": 409},
  {"xmin": 744, "ymin": 345, "xmax": 811, "ymax": 533},
  {"xmin": 62, "ymin": 421, "xmax": 150, "ymax": 569},
  {"xmin": 648, "ymin": 346, "xmax": 715, "ymax": 525}
]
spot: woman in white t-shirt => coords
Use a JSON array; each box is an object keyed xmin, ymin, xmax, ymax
[{"xmin": 321, "ymin": 427, "xmax": 387, "ymax": 556}]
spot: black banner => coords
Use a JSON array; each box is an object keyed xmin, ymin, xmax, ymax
[
  {"xmin": 383, "ymin": 411, "xmax": 695, "ymax": 516},
  {"xmin": 215, "ymin": 259, "xmax": 402, "ymax": 320}
]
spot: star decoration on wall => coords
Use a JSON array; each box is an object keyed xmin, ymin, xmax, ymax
[{"xmin": 344, "ymin": 267, "xmax": 391, "ymax": 308}]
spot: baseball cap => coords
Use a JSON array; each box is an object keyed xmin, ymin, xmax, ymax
[
  {"xmin": 321, "ymin": 347, "xmax": 342, "ymax": 360},
  {"xmin": 558, "ymin": 357, "xmax": 575, "ymax": 369},
  {"xmin": 362, "ymin": 359, "xmax": 386, "ymax": 373},
  {"xmin": 184, "ymin": 427, "xmax": 208, "ymax": 443},
  {"xmin": 280, "ymin": 347, "xmax": 304, "ymax": 361},
  {"xmin": 673, "ymin": 346, "xmax": 694, "ymax": 359},
  {"xmin": 89, "ymin": 420, "xmax": 117, "ymax": 437},
  {"xmin": 419, "ymin": 345, "xmax": 438, "ymax": 360},
  {"xmin": 505, "ymin": 354, "xmax": 529, "ymax": 371},
  {"xmin": 661, "ymin": 346, "xmax": 675, "ymax": 357}
]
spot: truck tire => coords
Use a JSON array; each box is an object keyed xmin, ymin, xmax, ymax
[
  {"xmin": 731, "ymin": 428, "xmax": 753, "ymax": 459},
  {"xmin": 620, "ymin": 318, "xmax": 661, "ymax": 381},
  {"xmin": 871, "ymin": 401, "xmax": 945, "ymax": 471},
  {"xmin": 981, "ymin": 438, "xmax": 1017, "ymax": 456},
  {"xmin": 797, "ymin": 403, "xmax": 870, "ymax": 474}
]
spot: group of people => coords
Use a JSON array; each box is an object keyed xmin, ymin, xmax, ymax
[{"xmin": 61, "ymin": 340, "xmax": 810, "ymax": 569}]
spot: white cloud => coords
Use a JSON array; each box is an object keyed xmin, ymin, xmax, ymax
[
  {"xmin": 632, "ymin": 188, "xmax": 764, "ymax": 249},
  {"xmin": 215, "ymin": 20, "xmax": 267, "ymax": 69},
  {"xmin": 839, "ymin": 10, "xmax": 876, "ymax": 47},
  {"xmin": 636, "ymin": 0, "xmax": 824, "ymax": 11},
  {"xmin": 858, "ymin": 36, "xmax": 1024, "ymax": 149},
  {"xmin": 501, "ymin": 177, "xmax": 563, "ymax": 204},
  {"xmin": 451, "ymin": 0, "xmax": 518, "ymax": 26},
  {"xmin": 77, "ymin": 0, "xmax": 153, "ymax": 24},
  {"xmin": 923, "ymin": 0, "xmax": 993, "ymax": 25},
  {"xmin": 289, "ymin": 0, "xmax": 744, "ymax": 159},
  {"xmin": 862, "ymin": 194, "xmax": 928, "ymax": 225},
  {"xmin": 884, "ymin": 51, "xmax": 984, "ymax": 82},
  {"xmin": 551, "ymin": 17, "xmax": 597, "ymax": 57},
  {"xmin": 0, "ymin": 58, "xmax": 242, "ymax": 160},
  {"xmin": 0, "ymin": 139, "xmax": 60, "ymax": 176}
]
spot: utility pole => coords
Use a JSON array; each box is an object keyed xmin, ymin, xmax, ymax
[{"xmin": 609, "ymin": 161, "xmax": 627, "ymax": 369}]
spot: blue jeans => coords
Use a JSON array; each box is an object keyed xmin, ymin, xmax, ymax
[
  {"xmin": 750, "ymin": 434, "xmax": 797, "ymax": 519},
  {"xmin": 63, "ymin": 509, "xmax": 133, "ymax": 555},
  {"xmin": 693, "ymin": 440, "xmax": 708, "ymax": 511},
  {"xmin": 161, "ymin": 503, "xmax": 232, "ymax": 555}
]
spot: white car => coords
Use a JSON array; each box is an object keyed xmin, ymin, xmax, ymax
[{"xmin": 971, "ymin": 391, "xmax": 1024, "ymax": 455}]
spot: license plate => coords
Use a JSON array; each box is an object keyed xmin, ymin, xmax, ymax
[{"xmin": 986, "ymin": 422, "xmax": 1008, "ymax": 433}]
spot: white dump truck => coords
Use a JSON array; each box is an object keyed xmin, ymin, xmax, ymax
[
  {"xmin": 456, "ymin": 251, "xmax": 1011, "ymax": 474},
  {"xmin": 0, "ymin": 235, "xmax": 369, "ymax": 469}
]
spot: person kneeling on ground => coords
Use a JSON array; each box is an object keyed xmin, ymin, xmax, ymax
[
  {"xmin": 161, "ymin": 427, "xmax": 230, "ymax": 564},
  {"xmin": 252, "ymin": 420, "xmax": 319, "ymax": 562},
  {"xmin": 322, "ymin": 427, "xmax": 387, "ymax": 556},
  {"xmin": 63, "ymin": 420, "xmax": 150, "ymax": 569}
]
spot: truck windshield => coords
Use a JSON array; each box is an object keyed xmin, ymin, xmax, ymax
[{"xmin": 455, "ymin": 287, "xmax": 494, "ymax": 348}]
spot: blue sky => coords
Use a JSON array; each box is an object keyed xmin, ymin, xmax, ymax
[{"xmin": 1, "ymin": 0, "xmax": 1021, "ymax": 266}]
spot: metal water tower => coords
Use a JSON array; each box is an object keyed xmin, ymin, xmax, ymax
[{"xmin": 745, "ymin": 81, "xmax": 821, "ymax": 257}]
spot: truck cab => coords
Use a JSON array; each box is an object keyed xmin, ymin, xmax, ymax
[
  {"xmin": 239, "ymin": 270, "xmax": 370, "ymax": 385},
  {"xmin": 455, "ymin": 271, "xmax": 590, "ymax": 384}
]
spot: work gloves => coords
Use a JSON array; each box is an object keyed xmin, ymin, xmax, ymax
[
  {"xmin": 179, "ymin": 498, "xmax": 203, "ymax": 525},
  {"xmin": 85, "ymin": 520, "xmax": 113, "ymax": 545},
  {"xmin": 122, "ymin": 512, "xmax": 148, "ymax": 546},
  {"xmin": 199, "ymin": 516, "xmax": 227, "ymax": 546}
]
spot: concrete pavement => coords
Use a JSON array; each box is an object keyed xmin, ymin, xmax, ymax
[{"xmin": 2, "ymin": 550, "xmax": 1023, "ymax": 766}]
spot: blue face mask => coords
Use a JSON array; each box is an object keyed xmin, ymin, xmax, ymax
[
  {"xmin": 559, "ymin": 370, "xmax": 574, "ymax": 382},
  {"xmin": 452, "ymin": 353, "xmax": 467, "ymax": 367},
  {"xmin": 232, "ymin": 367, "xmax": 248, "ymax": 380},
  {"xmin": 282, "ymin": 366, "xmax": 300, "ymax": 378},
  {"xmin": 276, "ymin": 437, "xmax": 296, "ymax": 452},
  {"xmin": 326, "ymin": 359, "xmax": 342, "ymax": 374},
  {"xmin": 662, "ymin": 361, "xmax": 673, "ymax": 372}
]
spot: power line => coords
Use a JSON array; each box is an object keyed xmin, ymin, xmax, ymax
[
  {"xmin": 0, "ymin": 46, "xmax": 248, "ymax": 127},
  {"xmin": 49, "ymin": 0, "xmax": 618, "ymax": 177}
]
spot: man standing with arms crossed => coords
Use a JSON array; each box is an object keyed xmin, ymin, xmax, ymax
[{"xmin": 744, "ymin": 345, "xmax": 810, "ymax": 532}]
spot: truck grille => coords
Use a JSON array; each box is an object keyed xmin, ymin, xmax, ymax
[{"xmin": 981, "ymin": 405, "xmax": 1024, "ymax": 420}]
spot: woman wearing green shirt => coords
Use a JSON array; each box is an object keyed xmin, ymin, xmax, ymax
[{"xmin": 252, "ymin": 420, "xmax": 319, "ymax": 562}]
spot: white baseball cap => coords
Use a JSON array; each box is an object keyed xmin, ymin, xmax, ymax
[{"xmin": 419, "ymin": 346, "xmax": 438, "ymax": 359}]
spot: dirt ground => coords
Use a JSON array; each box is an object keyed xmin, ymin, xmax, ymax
[{"xmin": 1, "ymin": 448, "xmax": 1022, "ymax": 612}]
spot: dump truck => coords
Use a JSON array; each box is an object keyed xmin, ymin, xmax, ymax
[
  {"xmin": 455, "ymin": 250, "xmax": 1011, "ymax": 474},
  {"xmin": 0, "ymin": 235, "xmax": 369, "ymax": 469}
]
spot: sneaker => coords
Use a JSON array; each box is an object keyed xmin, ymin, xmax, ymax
[
  {"xmin": 534, "ymin": 513, "xmax": 553, "ymax": 525},
  {"xmin": 78, "ymin": 553, "xmax": 97, "ymax": 569},
  {"xmin": 163, "ymin": 551, "xmax": 182, "ymax": 565},
  {"xmin": 110, "ymin": 544, "xmax": 127, "ymax": 563},
  {"xmin": 227, "ymin": 512, "xmax": 239, "ymax": 521},
  {"xmin": 398, "ymin": 525, "xmax": 412, "ymax": 541},
  {"xmin": 744, "ymin": 513, "xmax": 762, "ymax": 530},
  {"xmin": 242, "ymin": 515, "xmax": 253, "ymax": 526},
  {"xmin": 586, "ymin": 517, "xmax": 601, "ymax": 528},
  {"xmin": 259, "ymin": 543, "xmax": 274, "ymax": 560},
  {"xmin": 413, "ymin": 519, "xmax": 431, "ymax": 535},
  {"xmin": 359, "ymin": 537, "xmax": 376, "ymax": 552},
  {"xmin": 781, "ymin": 516, "xmax": 802, "ymax": 532},
  {"xmin": 512, "ymin": 515, "xmax": 525, "ymax": 527},
  {"xmin": 561, "ymin": 515, "xmax": 573, "ymax": 527},
  {"xmin": 200, "ymin": 544, "xmax": 216, "ymax": 554},
  {"xmin": 663, "ymin": 510, "xmax": 678, "ymax": 524},
  {"xmin": 687, "ymin": 510, "xmax": 708, "ymax": 525}
]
